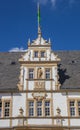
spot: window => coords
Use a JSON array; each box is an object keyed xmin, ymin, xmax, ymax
[
  {"xmin": 34, "ymin": 51, "xmax": 38, "ymax": 58},
  {"xmin": 69, "ymin": 99, "xmax": 80, "ymax": 117},
  {"xmin": 29, "ymin": 101, "xmax": 34, "ymax": 116},
  {"xmin": 37, "ymin": 101, "xmax": 42, "ymax": 116},
  {"xmin": 28, "ymin": 100, "xmax": 51, "ymax": 117},
  {"xmin": 4, "ymin": 102, "xmax": 10, "ymax": 117},
  {"xmin": 70, "ymin": 101, "xmax": 75, "ymax": 116},
  {"xmin": 41, "ymin": 51, "xmax": 45, "ymax": 57},
  {"xmin": 29, "ymin": 69, "xmax": 34, "ymax": 79},
  {"xmin": 0, "ymin": 101, "xmax": 2, "ymax": 117},
  {"xmin": 45, "ymin": 101, "xmax": 50, "ymax": 116},
  {"xmin": 45, "ymin": 69, "xmax": 50, "ymax": 79},
  {"xmin": 0, "ymin": 100, "xmax": 11, "ymax": 118},
  {"xmin": 78, "ymin": 101, "xmax": 80, "ymax": 116}
]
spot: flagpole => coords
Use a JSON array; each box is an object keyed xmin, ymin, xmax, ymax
[
  {"xmin": 37, "ymin": 2, "xmax": 39, "ymax": 29},
  {"xmin": 37, "ymin": 3, "xmax": 41, "ymax": 36}
]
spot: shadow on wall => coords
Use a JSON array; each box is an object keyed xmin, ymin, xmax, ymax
[{"xmin": 58, "ymin": 64, "xmax": 70, "ymax": 86}]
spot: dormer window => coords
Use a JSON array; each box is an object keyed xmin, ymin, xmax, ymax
[
  {"xmin": 41, "ymin": 51, "xmax": 45, "ymax": 57},
  {"xmin": 34, "ymin": 51, "xmax": 38, "ymax": 58}
]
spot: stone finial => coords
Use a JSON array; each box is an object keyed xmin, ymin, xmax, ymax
[
  {"xmin": 28, "ymin": 38, "xmax": 30, "ymax": 46},
  {"xmin": 19, "ymin": 107, "xmax": 24, "ymax": 116},
  {"xmin": 56, "ymin": 107, "xmax": 61, "ymax": 115},
  {"xmin": 49, "ymin": 38, "xmax": 51, "ymax": 44}
]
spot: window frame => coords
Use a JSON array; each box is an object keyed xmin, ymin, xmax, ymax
[
  {"xmin": 28, "ymin": 101, "xmax": 34, "ymax": 117},
  {"xmin": 41, "ymin": 51, "xmax": 45, "ymax": 58},
  {"xmin": 29, "ymin": 68, "xmax": 34, "ymax": 79},
  {"xmin": 28, "ymin": 99, "xmax": 51, "ymax": 117},
  {"xmin": 37, "ymin": 101, "xmax": 42, "ymax": 117},
  {"xmin": 45, "ymin": 68, "xmax": 50, "ymax": 79},
  {"xmin": 34, "ymin": 51, "xmax": 38, "ymax": 58},
  {"xmin": 45, "ymin": 100, "xmax": 50, "ymax": 117},
  {"xmin": 69, "ymin": 100, "xmax": 75, "ymax": 117},
  {"xmin": 78, "ymin": 101, "xmax": 80, "ymax": 116},
  {"xmin": 68, "ymin": 99, "xmax": 80, "ymax": 117},
  {"xmin": 0, "ymin": 100, "xmax": 2, "ymax": 117},
  {"xmin": 4, "ymin": 101, "xmax": 10, "ymax": 117},
  {"xmin": 0, "ymin": 99, "xmax": 11, "ymax": 118}
]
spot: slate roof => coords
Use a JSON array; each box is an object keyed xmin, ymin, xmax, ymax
[{"xmin": 0, "ymin": 51, "xmax": 80, "ymax": 91}]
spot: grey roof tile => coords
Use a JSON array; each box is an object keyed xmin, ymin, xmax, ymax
[{"xmin": 0, "ymin": 51, "xmax": 80, "ymax": 91}]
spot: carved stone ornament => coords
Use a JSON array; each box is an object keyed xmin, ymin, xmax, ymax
[
  {"xmin": 34, "ymin": 81, "xmax": 45, "ymax": 90},
  {"xmin": 37, "ymin": 67, "xmax": 43, "ymax": 79},
  {"xmin": 32, "ymin": 92, "xmax": 47, "ymax": 100}
]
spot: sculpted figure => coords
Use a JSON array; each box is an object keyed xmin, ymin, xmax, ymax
[{"xmin": 37, "ymin": 68, "xmax": 43, "ymax": 79}]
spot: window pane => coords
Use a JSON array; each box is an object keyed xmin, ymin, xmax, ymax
[
  {"xmin": 45, "ymin": 101, "xmax": 50, "ymax": 116},
  {"xmin": 70, "ymin": 101, "xmax": 75, "ymax": 106},
  {"xmin": 34, "ymin": 51, "xmax": 38, "ymax": 57},
  {"xmin": 0, "ymin": 102, "xmax": 2, "ymax": 117},
  {"xmin": 37, "ymin": 101, "xmax": 42, "ymax": 116},
  {"xmin": 29, "ymin": 101, "xmax": 34, "ymax": 116},
  {"xmin": 41, "ymin": 52, "xmax": 45, "ymax": 57},
  {"xmin": 70, "ymin": 101, "xmax": 75, "ymax": 116},
  {"xmin": 4, "ymin": 102, "xmax": 10, "ymax": 117},
  {"xmin": 29, "ymin": 69, "xmax": 34, "ymax": 79},
  {"xmin": 45, "ymin": 69, "xmax": 50, "ymax": 79},
  {"xmin": 78, "ymin": 101, "xmax": 80, "ymax": 116}
]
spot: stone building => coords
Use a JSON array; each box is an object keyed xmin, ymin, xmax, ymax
[{"xmin": 0, "ymin": 4, "xmax": 80, "ymax": 130}]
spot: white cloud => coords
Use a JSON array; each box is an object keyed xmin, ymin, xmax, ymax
[
  {"xmin": 34, "ymin": 0, "xmax": 48, "ymax": 5},
  {"xmin": 9, "ymin": 47, "xmax": 27, "ymax": 52},
  {"xmin": 34, "ymin": 0, "xmax": 75, "ymax": 7}
]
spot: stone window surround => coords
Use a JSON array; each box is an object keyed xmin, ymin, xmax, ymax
[
  {"xmin": 0, "ymin": 99, "xmax": 11, "ymax": 118},
  {"xmin": 68, "ymin": 98, "xmax": 80, "ymax": 117},
  {"xmin": 33, "ymin": 50, "xmax": 46, "ymax": 58},
  {"xmin": 28, "ymin": 67, "xmax": 52, "ymax": 79},
  {"xmin": 27, "ymin": 98, "xmax": 52, "ymax": 117}
]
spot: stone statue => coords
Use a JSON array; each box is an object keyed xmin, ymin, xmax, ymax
[{"xmin": 37, "ymin": 68, "xmax": 43, "ymax": 79}]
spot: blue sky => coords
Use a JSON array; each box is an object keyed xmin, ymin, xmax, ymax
[{"xmin": 0, "ymin": 0, "xmax": 80, "ymax": 52}]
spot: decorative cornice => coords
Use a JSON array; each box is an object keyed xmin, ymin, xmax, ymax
[
  {"xmin": 0, "ymin": 89, "xmax": 80, "ymax": 93},
  {"xmin": 19, "ymin": 60, "xmax": 60, "ymax": 64},
  {"xmin": 28, "ymin": 44, "xmax": 51, "ymax": 47}
]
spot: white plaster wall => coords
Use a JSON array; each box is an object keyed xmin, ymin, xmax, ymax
[
  {"xmin": 53, "ymin": 93, "xmax": 68, "ymax": 126},
  {"xmin": 45, "ymin": 81, "xmax": 51, "ymax": 90},
  {"xmin": 70, "ymin": 119, "xmax": 80, "ymax": 126},
  {"xmin": 12, "ymin": 93, "xmax": 26, "ymax": 126},
  {"xmin": 28, "ymin": 93, "xmax": 33, "ymax": 98},
  {"xmin": 52, "ymin": 66, "xmax": 57, "ymax": 90},
  {"xmin": 28, "ymin": 119, "xmax": 52, "ymax": 125},
  {"xmin": 28, "ymin": 81, "xmax": 34, "ymax": 90},
  {"xmin": 0, "ymin": 120, "xmax": 10, "ymax": 127},
  {"xmin": 34, "ymin": 58, "xmax": 39, "ymax": 61},
  {"xmin": 24, "ymin": 67, "xmax": 27, "ymax": 90}
]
